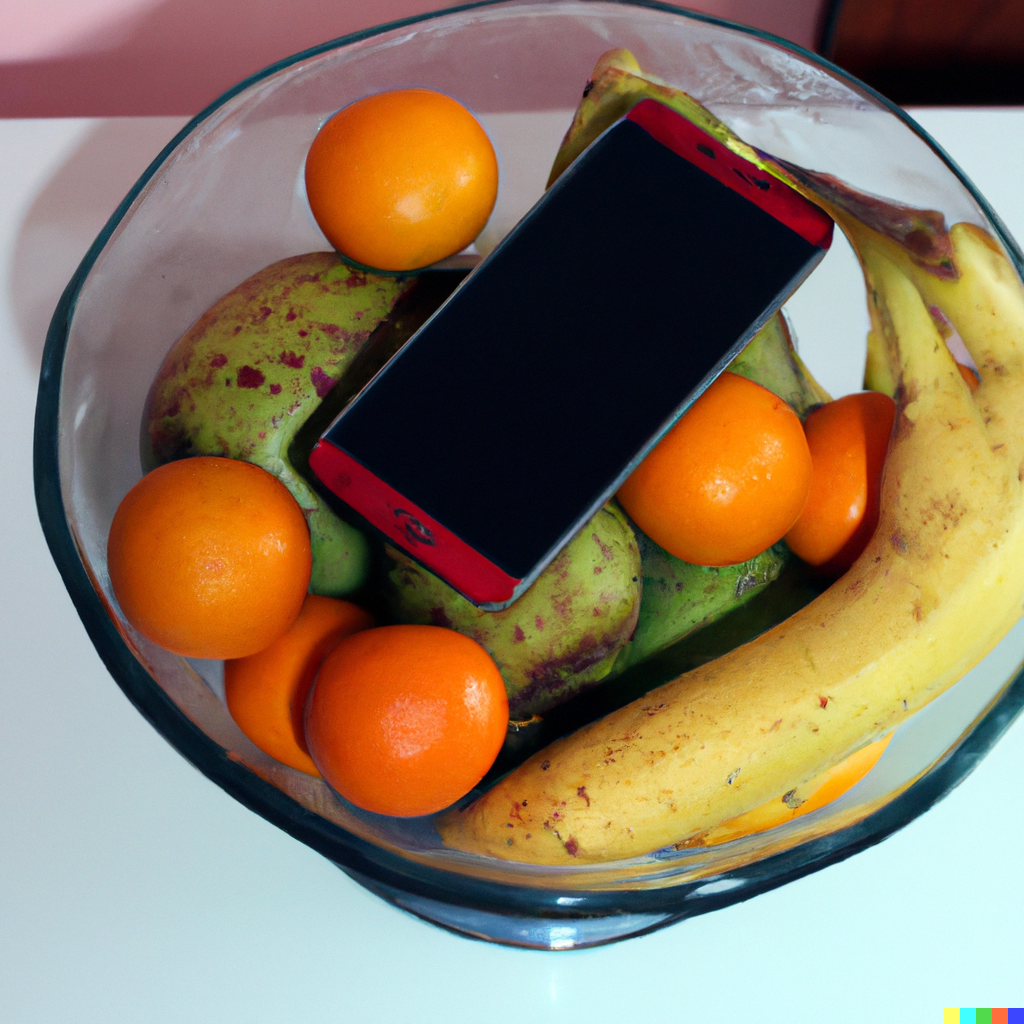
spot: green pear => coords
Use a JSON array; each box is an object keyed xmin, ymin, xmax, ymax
[
  {"xmin": 728, "ymin": 311, "xmax": 831, "ymax": 419},
  {"xmin": 616, "ymin": 532, "xmax": 788, "ymax": 672},
  {"xmin": 144, "ymin": 252, "xmax": 414, "ymax": 596},
  {"xmin": 383, "ymin": 502, "xmax": 641, "ymax": 718}
]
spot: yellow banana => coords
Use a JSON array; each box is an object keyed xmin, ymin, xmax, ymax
[
  {"xmin": 864, "ymin": 310, "xmax": 898, "ymax": 397},
  {"xmin": 689, "ymin": 733, "xmax": 891, "ymax": 848},
  {"xmin": 437, "ymin": 57, "xmax": 1024, "ymax": 866}
]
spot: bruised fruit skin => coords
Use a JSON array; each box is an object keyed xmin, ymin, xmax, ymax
[
  {"xmin": 145, "ymin": 252, "xmax": 415, "ymax": 596},
  {"xmin": 384, "ymin": 503, "xmax": 641, "ymax": 718}
]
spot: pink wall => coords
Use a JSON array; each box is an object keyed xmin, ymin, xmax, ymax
[{"xmin": 0, "ymin": 0, "xmax": 828, "ymax": 117}]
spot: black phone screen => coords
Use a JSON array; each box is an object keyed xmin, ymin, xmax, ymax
[{"xmin": 322, "ymin": 112, "xmax": 826, "ymax": 583}]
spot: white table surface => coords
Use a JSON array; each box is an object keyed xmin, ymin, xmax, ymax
[{"xmin": 3, "ymin": 110, "xmax": 1024, "ymax": 1023}]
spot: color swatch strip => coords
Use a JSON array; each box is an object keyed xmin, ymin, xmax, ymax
[{"xmin": 945, "ymin": 1011, "xmax": 1022, "ymax": 1023}]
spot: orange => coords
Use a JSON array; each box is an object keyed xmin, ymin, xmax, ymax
[
  {"xmin": 107, "ymin": 456, "xmax": 312, "ymax": 660},
  {"xmin": 305, "ymin": 625, "xmax": 508, "ymax": 817},
  {"xmin": 617, "ymin": 371, "xmax": 813, "ymax": 566},
  {"xmin": 957, "ymin": 361, "xmax": 981, "ymax": 391},
  {"xmin": 785, "ymin": 391, "xmax": 897, "ymax": 573},
  {"xmin": 224, "ymin": 595, "xmax": 374, "ymax": 775},
  {"xmin": 304, "ymin": 88, "xmax": 499, "ymax": 272}
]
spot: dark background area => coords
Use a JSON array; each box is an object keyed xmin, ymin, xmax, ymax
[{"xmin": 823, "ymin": 0, "xmax": 1024, "ymax": 105}]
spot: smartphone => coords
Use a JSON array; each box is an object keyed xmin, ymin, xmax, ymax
[{"xmin": 309, "ymin": 98, "xmax": 833, "ymax": 609}]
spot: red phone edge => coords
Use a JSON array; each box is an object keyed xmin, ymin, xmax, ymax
[
  {"xmin": 308, "ymin": 440, "xmax": 522, "ymax": 605},
  {"xmin": 626, "ymin": 99, "xmax": 833, "ymax": 249}
]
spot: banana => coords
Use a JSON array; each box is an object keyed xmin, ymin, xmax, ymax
[
  {"xmin": 437, "ymin": 58, "xmax": 1024, "ymax": 865},
  {"xmin": 439, "ymin": 228, "xmax": 1024, "ymax": 863},
  {"xmin": 686, "ymin": 733, "xmax": 892, "ymax": 848},
  {"xmin": 546, "ymin": 61, "xmax": 834, "ymax": 684}
]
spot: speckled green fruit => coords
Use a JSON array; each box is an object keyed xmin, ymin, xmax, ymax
[
  {"xmin": 145, "ymin": 252, "xmax": 414, "ymax": 596},
  {"xmin": 728, "ymin": 312, "xmax": 830, "ymax": 420},
  {"xmin": 384, "ymin": 503, "xmax": 641, "ymax": 718},
  {"xmin": 617, "ymin": 532, "xmax": 788, "ymax": 672}
]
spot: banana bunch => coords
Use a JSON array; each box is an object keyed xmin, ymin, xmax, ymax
[{"xmin": 437, "ymin": 57, "xmax": 1024, "ymax": 865}]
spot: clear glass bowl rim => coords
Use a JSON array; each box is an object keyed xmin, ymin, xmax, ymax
[{"xmin": 32, "ymin": 0, "xmax": 1024, "ymax": 927}]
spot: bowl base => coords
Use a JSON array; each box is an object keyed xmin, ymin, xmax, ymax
[{"xmin": 340, "ymin": 867, "xmax": 680, "ymax": 950}]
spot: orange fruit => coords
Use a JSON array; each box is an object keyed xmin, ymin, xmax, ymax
[
  {"xmin": 305, "ymin": 625, "xmax": 508, "ymax": 817},
  {"xmin": 617, "ymin": 371, "xmax": 813, "ymax": 566},
  {"xmin": 785, "ymin": 391, "xmax": 897, "ymax": 573},
  {"xmin": 224, "ymin": 595, "xmax": 374, "ymax": 776},
  {"xmin": 107, "ymin": 456, "xmax": 312, "ymax": 660},
  {"xmin": 957, "ymin": 361, "xmax": 981, "ymax": 391},
  {"xmin": 304, "ymin": 88, "xmax": 499, "ymax": 272}
]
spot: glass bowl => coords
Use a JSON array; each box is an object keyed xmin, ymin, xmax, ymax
[{"xmin": 34, "ymin": 0, "xmax": 1024, "ymax": 950}]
